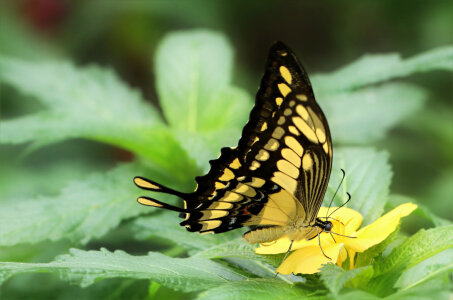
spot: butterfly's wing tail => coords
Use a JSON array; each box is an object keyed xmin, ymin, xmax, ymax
[{"xmin": 134, "ymin": 176, "xmax": 188, "ymax": 213}]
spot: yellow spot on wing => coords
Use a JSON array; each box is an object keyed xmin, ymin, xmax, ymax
[
  {"xmin": 256, "ymin": 149, "xmax": 270, "ymax": 161},
  {"xmin": 272, "ymin": 127, "xmax": 285, "ymax": 139},
  {"xmin": 281, "ymin": 148, "xmax": 301, "ymax": 167},
  {"xmin": 277, "ymin": 159, "xmax": 300, "ymax": 179},
  {"xmin": 215, "ymin": 181, "xmax": 226, "ymax": 189},
  {"xmin": 200, "ymin": 210, "xmax": 229, "ymax": 220},
  {"xmin": 209, "ymin": 202, "xmax": 233, "ymax": 210},
  {"xmin": 316, "ymin": 128, "xmax": 326, "ymax": 143},
  {"xmin": 279, "ymin": 66, "xmax": 292, "ymax": 84},
  {"xmin": 234, "ymin": 183, "xmax": 257, "ymax": 197},
  {"xmin": 296, "ymin": 94, "xmax": 307, "ymax": 101},
  {"xmin": 323, "ymin": 142, "xmax": 329, "ymax": 154},
  {"xmin": 249, "ymin": 177, "xmax": 266, "ymax": 188},
  {"xmin": 134, "ymin": 178, "xmax": 161, "ymax": 190},
  {"xmin": 293, "ymin": 116, "xmax": 318, "ymax": 143},
  {"xmin": 278, "ymin": 83, "xmax": 291, "ymax": 97},
  {"xmin": 138, "ymin": 197, "xmax": 163, "ymax": 207},
  {"xmin": 288, "ymin": 126, "xmax": 300, "ymax": 136},
  {"xmin": 272, "ymin": 171, "xmax": 297, "ymax": 193},
  {"xmin": 302, "ymin": 153, "xmax": 313, "ymax": 170},
  {"xmin": 284, "ymin": 136, "xmax": 303, "ymax": 156},
  {"xmin": 219, "ymin": 168, "xmax": 234, "ymax": 181},
  {"xmin": 277, "ymin": 116, "xmax": 285, "ymax": 125},
  {"xmin": 250, "ymin": 160, "xmax": 261, "ymax": 171},
  {"xmin": 201, "ymin": 220, "xmax": 222, "ymax": 231},
  {"xmin": 260, "ymin": 122, "xmax": 268, "ymax": 131},
  {"xmin": 221, "ymin": 191, "xmax": 243, "ymax": 202},
  {"xmin": 275, "ymin": 97, "xmax": 283, "ymax": 106},
  {"xmin": 230, "ymin": 158, "xmax": 241, "ymax": 169},
  {"xmin": 296, "ymin": 105, "xmax": 309, "ymax": 120},
  {"xmin": 284, "ymin": 108, "xmax": 292, "ymax": 116},
  {"xmin": 264, "ymin": 138, "xmax": 279, "ymax": 151}
]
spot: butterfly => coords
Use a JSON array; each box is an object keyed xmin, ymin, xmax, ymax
[{"xmin": 134, "ymin": 41, "xmax": 334, "ymax": 245}]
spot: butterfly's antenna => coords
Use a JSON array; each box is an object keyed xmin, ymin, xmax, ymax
[
  {"xmin": 134, "ymin": 176, "xmax": 188, "ymax": 212},
  {"xmin": 328, "ymin": 192, "xmax": 352, "ymax": 218},
  {"xmin": 325, "ymin": 169, "xmax": 346, "ymax": 220}
]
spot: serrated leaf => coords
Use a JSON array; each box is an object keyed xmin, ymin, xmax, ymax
[
  {"xmin": 394, "ymin": 248, "xmax": 453, "ymax": 290},
  {"xmin": 0, "ymin": 248, "xmax": 245, "ymax": 292},
  {"xmin": 0, "ymin": 57, "xmax": 197, "ymax": 177},
  {"xmin": 325, "ymin": 147, "xmax": 392, "ymax": 225},
  {"xmin": 155, "ymin": 30, "xmax": 251, "ymax": 132},
  {"xmin": 319, "ymin": 264, "xmax": 373, "ymax": 295},
  {"xmin": 379, "ymin": 225, "xmax": 453, "ymax": 274},
  {"xmin": 0, "ymin": 163, "xmax": 147, "ymax": 246},
  {"xmin": 319, "ymin": 83, "xmax": 427, "ymax": 144},
  {"xmin": 196, "ymin": 279, "xmax": 309, "ymax": 300},
  {"xmin": 194, "ymin": 238, "xmax": 258, "ymax": 260},
  {"xmin": 312, "ymin": 46, "xmax": 453, "ymax": 94}
]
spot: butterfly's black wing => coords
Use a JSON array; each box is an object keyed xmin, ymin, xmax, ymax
[{"xmin": 134, "ymin": 42, "xmax": 333, "ymax": 239}]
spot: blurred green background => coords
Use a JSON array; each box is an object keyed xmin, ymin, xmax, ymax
[{"xmin": 1, "ymin": 0, "xmax": 452, "ymax": 299}]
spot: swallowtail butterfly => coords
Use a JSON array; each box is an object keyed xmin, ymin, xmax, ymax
[{"xmin": 134, "ymin": 42, "xmax": 333, "ymax": 244}]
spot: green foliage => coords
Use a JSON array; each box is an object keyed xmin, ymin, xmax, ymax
[
  {"xmin": 0, "ymin": 248, "xmax": 245, "ymax": 291},
  {"xmin": 0, "ymin": 164, "xmax": 145, "ymax": 246},
  {"xmin": 1, "ymin": 27, "xmax": 452, "ymax": 299}
]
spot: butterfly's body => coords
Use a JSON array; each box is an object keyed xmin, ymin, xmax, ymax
[{"xmin": 134, "ymin": 42, "xmax": 333, "ymax": 245}]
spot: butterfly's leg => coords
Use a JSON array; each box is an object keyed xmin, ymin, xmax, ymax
[
  {"xmin": 316, "ymin": 226, "xmax": 331, "ymax": 260},
  {"xmin": 330, "ymin": 232, "xmax": 337, "ymax": 243},
  {"xmin": 274, "ymin": 240, "xmax": 294, "ymax": 278}
]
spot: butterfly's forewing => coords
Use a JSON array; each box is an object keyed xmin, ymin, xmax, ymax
[{"xmin": 179, "ymin": 42, "xmax": 333, "ymax": 237}]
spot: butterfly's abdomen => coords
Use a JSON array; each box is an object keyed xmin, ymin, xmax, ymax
[{"xmin": 242, "ymin": 226, "xmax": 286, "ymax": 244}]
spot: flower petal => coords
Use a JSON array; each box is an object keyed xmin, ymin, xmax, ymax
[
  {"xmin": 276, "ymin": 243, "xmax": 343, "ymax": 275},
  {"xmin": 345, "ymin": 202, "xmax": 417, "ymax": 252},
  {"xmin": 336, "ymin": 246, "xmax": 348, "ymax": 267},
  {"xmin": 256, "ymin": 237, "xmax": 293, "ymax": 254}
]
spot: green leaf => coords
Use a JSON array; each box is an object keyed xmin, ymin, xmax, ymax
[
  {"xmin": 0, "ymin": 248, "xmax": 245, "ymax": 292},
  {"xmin": 194, "ymin": 238, "xmax": 258, "ymax": 261},
  {"xmin": 394, "ymin": 248, "xmax": 453, "ymax": 290},
  {"xmin": 155, "ymin": 30, "xmax": 251, "ymax": 132},
  {"xmin": 377, "ymin": 225, "xmax": 453, "ymax": 275},
  {"xmin": 0, "ymin": 163, "xmax": 146, "ymax": 246},
  {"xmin": 196, "ymin": 279, "xmax": 310, "ymax": 300},
  {"xmin": 335, "ymin": 290, "xmax": 381, "ymax": 300},
  {"xmin": 379, "ymin": 225, "xmax": 453, "ymax": 274},
  {"xmin": 131, "ymin": 211, "xmax": 244, "ymax": 253},
  {"xmin": 319, "ymin": 83, "xmax": 427, "ymax": 144},
  {"xmin": 319, "ymin": 264, "xmax": 373, "ymax": 295},
  {"xmin": 388, "ymin": 277, "xmax": 450, "ymax": 300},
  {"xmin": 312, "ymin": 45, "xmax": 453, "ymax": 94},
  {"xmin": 368, "ymin": 225, "xmax": 453, "ymax": 295},
  {"xmin": 326, "ymin": 147, "xmax": 392, "ymax": 225},
  {"xmin": 0, "ymin": 57, "xmax": 196, "ymax": 177}
]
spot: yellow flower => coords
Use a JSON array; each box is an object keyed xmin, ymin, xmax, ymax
[{"xmin": 256, "ymin": 202, "xmax": 417, "ymax": 275}]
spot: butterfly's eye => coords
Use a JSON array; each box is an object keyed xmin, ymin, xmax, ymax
[{"xmin": 325, "ymin": 221, "xmax": 333, "ymax": 232}]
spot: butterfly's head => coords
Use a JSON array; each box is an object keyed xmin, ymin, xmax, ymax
[
  {"xmin": 314, "ymin": 218, "xmax": 333, "ymax": 233},
  {"xmin": 324, "ymin": 221, "xmax": 333, "ymax": 233}
]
